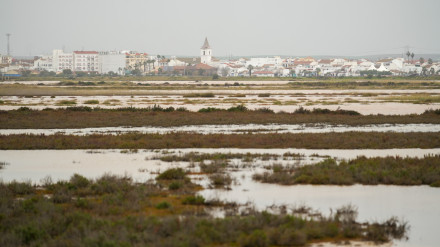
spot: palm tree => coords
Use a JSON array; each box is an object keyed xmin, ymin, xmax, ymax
[
  {"xmin": 411, "ymin": 53, "xmax": 415, "ymax": 62},
  {"xmin": 406, "ymin": 51, "xmax": 411, "ymax": 62},
  {"xmin": 143, "ymin": 61, "xmax": 148, "ymax": 73},
  {"xmin": 247, "ymin": 65, "xmax": 254, "ymax": 77}
]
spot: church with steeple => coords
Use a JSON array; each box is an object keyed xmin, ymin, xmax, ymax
[{"xmin": 200, "ymin": 37, "xmax": 212, "ymax": 64}]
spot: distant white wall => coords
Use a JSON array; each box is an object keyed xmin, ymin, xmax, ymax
[{"xmin": 99, "ymin": 52, "xmax": 126, "ymax": 74}]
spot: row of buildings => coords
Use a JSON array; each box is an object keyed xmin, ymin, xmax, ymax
[{"xmin": 1, "ymin": 38, "xmax": 439, "ymax": 77}]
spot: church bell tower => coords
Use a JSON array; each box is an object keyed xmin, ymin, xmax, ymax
[{"xmin": 200, "ymin": 37, "xmax": 212, "ymax": 64}]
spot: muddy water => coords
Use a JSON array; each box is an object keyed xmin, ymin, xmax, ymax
[
  {"xmin": 200, "ymin": 183, "xmax": 439, "ymax": 247},
  {"xmin": 2, "ymin": 123, "xmax": 440, "ymax": 135},
  {"xmin": 1, "ymin": 148, "xmax": 438, "ymax": 183}
]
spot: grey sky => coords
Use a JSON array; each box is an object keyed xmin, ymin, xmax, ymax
[{"xmin": 1, "ymin": 0, "xmax": 439, "ymax": 57}]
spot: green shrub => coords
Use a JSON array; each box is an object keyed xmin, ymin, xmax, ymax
[
  {"xmin": 155, "ymin": 201, "xmax": 171, "ymax": 209},
  {"xmin": 182, "ymin": 195, "xmax": 205, "ymax": 205},
  {"xmin": 209, "ymin": 174, "xmax": 232, "ymax": 188},
  {"xmin": 70, "ymin": 174, "xmax": 90, "ymax": 189},
  {"xmin": 57, "ymin": 100, "xmax": 76, "ymax": 105},
  {"xmin": 227, "ymin": 105, "xmax": 248, "ymax": 112},
  {"xmin": 7, "ymin": 180, "xmax": 34, "ymax": 195},
  {"xmin": 198, "ymin": 107, "xmax": 222, "ymax": 112},
  {"xmin": 156, "ymin": 168, "xmax": 186, "ymax": 180},
  {"xmin": 168, "ymin": 181, "xmax": 182, "ymax": 190},
  {"xmin": 84, "ymin": 100, "xmax": 99, "ymax": 104},
  {"xmin": 239, "ymin": 230, "xmax": 268, "ymax": 247},
  {"xmin": 16, "ymin": 224, "xmax": 46, "ymax": 245}
]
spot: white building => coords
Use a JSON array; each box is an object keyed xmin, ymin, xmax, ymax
[
  {"xmin": 201, "ymin": 37, "xmax": 212, "ymax": 64},
  {"xmin": 167, "ymin": 57, "xmax": 186, "ymax": 67},
  {"xmin": 98, "ymin": 51, "xmax": 126, "ymax": 75},
  {"xmin": 52, "ymin": 49, "xmax": 73, "ymax": 72},
  {"xmin": 33, "ymin": 55, "xmax": 54, "ymax": 72},
  {"xmin": 246, "ymin": 56, "xmax": 283, "ymax": 67},
  {"xmin": 0, "ymin": 54, "xmax": 12, "ymax": 65},
  {"xmin": 73, "ymin": 51, "xmax": 99, "ymax": 72}
]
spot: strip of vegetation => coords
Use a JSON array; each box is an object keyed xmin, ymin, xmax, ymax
[
  {"xmin": 288, "ymin": 80, "xmax": 440, "ymax": 89},
  {"xmin": 0, "ymin": 171, "xmax": 408, "ymax": 246},
  {"xmin": 379, "ymin": 94, "xmax": 440, "ymax": 104},
  {"xmin": 1, "ymin": 107, "xmax": 440, "ymax": 129},
  {"xmin": 83, "ymin": 100, "xmax": 100, "ymax": 104},
  {"xmin": 0, "ymin": 132, "xmax": 439, "ymax": 149},
  {"xmin": 183, "ymin": 93, "xmax": 215, "ymax": 98},
  {"xmin": 55, "ymin": 100, "xmax": 76, "ymax": 106},
  {"xmin": 154, "ymin": 152, "xmax": 293, "ymax": 162},
  {"xmin": 253, "ymin": 156, "xmax": 440, "ymax": 187}
]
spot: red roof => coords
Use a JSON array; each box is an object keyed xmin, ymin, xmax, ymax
[
  {"xmin": 74, "ymin": 51, "xmax": 98, "ymax": 54},
  {"xmin": 319, "ymin": 59, "xmax": 333, "ymax": 64},
  {"xmin": 294, "ymin": 61, "xmax": 312, "ymax": 65},
  {"xmin": 195, "ymin": 63, "xmax": 216, "ymax": 70},
  {"xmin": 253, "ymin": 71, "xmax": 274, "ymax": 74}
]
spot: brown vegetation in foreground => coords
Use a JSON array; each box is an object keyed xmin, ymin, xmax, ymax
[
  {"xmin": 1, "ymin": 107, "xmax": 440, "ymax": 129},
  {"xmin": 0, "ymin": 132, "xmax": 439, "ymax": 149},
  {"xmin": 0, "ymin": 171, "xmax": 408, "ymax": 247}
]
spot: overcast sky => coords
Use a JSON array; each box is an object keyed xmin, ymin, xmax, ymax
[{"xmin": 1, "ymin": 0, "xmax": 439, "ymax": 57}]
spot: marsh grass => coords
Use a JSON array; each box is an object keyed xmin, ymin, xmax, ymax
[
  {"xmin": 156, "ymin": 152, "xmax": 281, "ymax": 163},
  {"xmin": 1, "ymin": 132, "xmax": 439, "ymax": 149},
  {"xmin": 258, "ymin": 93, "xmax": 271, "ymax": 97},
  {"xmin": 83, "ymin": 100, "xmax": 99, "ymax": 104},
  {"xmin": 380, "ymin": 94, "xmax": 440, "ymax": 104},
  {"xmin": 55, "ymin": 100, "xmax": 76, "ymax": 106},
  {"xmin": 2, "ymin": 107, "xmax": 440, "ymax": 129},
  {"xmin": 183, "ymin": 93, "xmax": 215, "ymax": 98},
  {"xmin": 253, "ymin": 155, "xmax": 440, "ymax": 186}
]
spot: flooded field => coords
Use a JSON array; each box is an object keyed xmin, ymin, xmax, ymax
[
  {"xmin": 1, "ymin": 148, "xmax": 440, "ymax": 247},
  {"xmin": 1, "ymin": 83, "xmax": 439, "ymax": 246},
  {"xmin": 2, "ymin": 89, "xmax": 440, "ymax": 114},
  {"xmin": 1, "ymin": 123, "xmax": 440, "ymax": 135},
  {"xmin": 1, "ymin": 148, "xmax": 438, "ymax": 184}
]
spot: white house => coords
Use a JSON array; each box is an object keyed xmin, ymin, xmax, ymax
[
  {"xmin": 73, "ymin": 51, "xmax": 99, "ymax": 72},
  {"xmin": 33, "ymin": 55, "xmax": 54, "ymax": 72},
  {"xmin": 52, "ymin": 49, "xmax": 73, "ymax": 72}
]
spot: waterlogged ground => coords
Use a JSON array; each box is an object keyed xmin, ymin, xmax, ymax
[
  {"xmin": 1, "ymin": 83, "xmax": 439, "ymax": 246},
  {"xmin": 1, "ymin": 149, "xmax": 440, "ymax": 246},
  {"xmin": 1, "ymin": 123, "xmax": 440, "ymax": 135},
  {"xmin": 2, "ymin": 89, "xmax": 440, "ymax": 114}
]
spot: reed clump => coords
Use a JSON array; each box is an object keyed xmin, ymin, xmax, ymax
[{"xmin": 253, "ymin": 155, "xmax": 440, "ymax": 187}]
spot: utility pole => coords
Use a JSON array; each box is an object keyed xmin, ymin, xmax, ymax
[{"xmin": 6, "ymin": 33, "xmax": 11, "ymax": 56}]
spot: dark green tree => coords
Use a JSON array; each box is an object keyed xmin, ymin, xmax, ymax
[{"xmin": 247, "ymin": 65, "xmax": 254, "ymax": 77}]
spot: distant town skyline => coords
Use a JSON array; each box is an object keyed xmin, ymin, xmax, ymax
[{"xmin": 1, "ymin": 0, "xmax": 439, "ymax": 57}]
